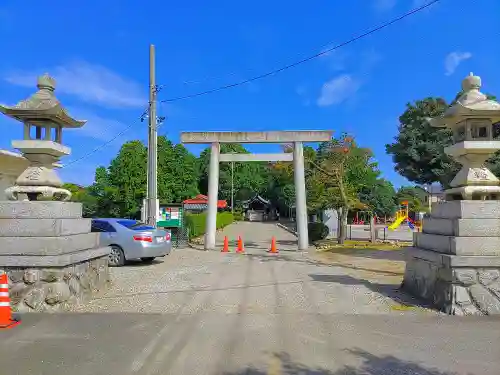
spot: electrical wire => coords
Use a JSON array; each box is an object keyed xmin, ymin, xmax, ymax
[
  {"xmin": 61, "ymin": 126, "xmax": 133, "ymax": 168},
  {"xmin": 159, "ymin": 0, "xmax": 440, "ymax": 103},
  {"xmin": 61, "ymin": 0, "xmax": 440, "ymax": 168}
]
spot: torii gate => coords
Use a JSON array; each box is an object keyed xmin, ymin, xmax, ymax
[{"xmin": 181, "ymin": 130, "xmax": 333, "ymax": 250}]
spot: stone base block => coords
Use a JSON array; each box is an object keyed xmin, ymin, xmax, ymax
[
  {"xmin": 431, "ymin": 200, "xmax": 500, "ymax": 220},
  {"xmin": 0, "ymin": 246, "xmax": 110, "ymax": 267},
  {"xmin": 0, "ymin": 232, "xmax": 99, "ymax": 256},
  {"xmin": 414, "ymin": 232, "xmax": 500, "ymax": 256},
  {"xmin": 0, "ymin": 217, "xmax": 91, "ymax": 237},
  {"xmin": 0, "ymin": 201, "xmax": 82, "ymax": 219},
  {"xmin": 2, "ymin": 254, "xmax": 110, "ymax": 312},
  {"xmin": 402, "ymin": 247, "xmax": 500, "ymax": 315},
  {"xmin": 422, "ymin": 217, "xmax": 500, "ymax": 237}
]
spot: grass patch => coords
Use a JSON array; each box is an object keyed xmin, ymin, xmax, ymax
[
  {"xmin": 315, "ymin": 239, "xmax": 411, "ymax": 252},
  {"xmin": 390, "ymin": 303, "xmax": 417, "ymax": 311}
]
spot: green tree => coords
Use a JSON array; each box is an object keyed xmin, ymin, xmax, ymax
[
  {"xmin": 157, "ymin": 136, "xmax": 199, "ymax": 204},
  {"xmin": 197, "ymin": 143, "xmax": 269, "ymax": 205},
  {"xmin": 63, "ymin": 183, "xmax": 99, "ymax": 218},
  {"xmin": 386, "ymin": 93, "xmax": 499, "ymax": 187},
  {"xmin": 107, "ymin": 141, "xmax": 147, "ymax": 217},
  {"xmin": 306, "ymin": 134, "xmax": 376, "ymax": 243},
  {"xmin": 266, "ymin": 145, "xmax": 316, "ymax": 215},
  {"xmin": 395, "ymin": 186, "xmax": 427, "ymax": 213},
  {"xmin": 359, "ymin": 179, "xmax": 397, "ymax": 217},
  {"xmin": 385, "ymin": 97, "xmax": 457, "ymax": 187},
  {"xmin": 87, "ymin": 166, "xmax": 122, "ymax": 217}
]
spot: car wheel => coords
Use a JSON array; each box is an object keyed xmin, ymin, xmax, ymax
[
  {"xmin": 108, "ymin": 245, "xmax": 125, "ymax": 267},
  {"xmin": 141, "ymin": 257, "xmax": 155, "ymax": 263}
]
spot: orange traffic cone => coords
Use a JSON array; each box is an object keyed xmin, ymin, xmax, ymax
[
  {"xmin": 221, "ymin": 236, "xmax": 229, "ymax": 252},
  {"xmin": 269, "ymin": 237, "xmax": 278, "ymax": 254},
  {"xmin": 0, "ymin": 273, "xmax": 20, "ymax": 329},
  {"xmin": 236, "ymin": 236, "xmax": 245, "ymax": 253}
]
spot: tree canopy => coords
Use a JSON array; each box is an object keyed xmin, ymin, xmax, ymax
[
  {"xmin": 67, "ymin": 134, "xmax": 404, "ymax": 225},
  {"xmin": 386, "ymin": 93, "xmax": 499, "ymax": 187}
]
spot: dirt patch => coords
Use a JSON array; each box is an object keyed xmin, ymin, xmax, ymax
[
  {"xmin": 309, "ymin": 246, "xmax": 438, "ymax": 313},
  {"xmin": 311, "ymin": 247, "xmax": 406, "ymax": 286}
]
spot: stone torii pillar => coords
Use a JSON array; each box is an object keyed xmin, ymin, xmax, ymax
[
  {"xmin": 205, "ymin": 142, "xmax": 220, "ymax": 250},
  {"xmin": 293, "ymin": 141, "xmax": 309, "ymax": 250}
]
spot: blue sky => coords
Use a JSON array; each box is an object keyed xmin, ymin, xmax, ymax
[{"xmin": 1, "ymin": 0, "xmax": 499, "ymax": 188}]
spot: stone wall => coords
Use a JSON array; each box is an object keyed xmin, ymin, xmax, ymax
[
  {"xmin": 3, "ymin": 255, "xmax": 110, "ymax": 312},
  {"xmin": 0, "ymin": 201, "xmax": 111, "ymax": 312},
  {"xmin": 402, "ymin": 201, "xmax": 500, "ymax": 315},
  {"xmin": 403, "ymin": 248, "xmax": 500, "ymax": 315}
]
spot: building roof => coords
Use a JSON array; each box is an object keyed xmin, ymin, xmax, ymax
[
  {"xmin": 242, "ymin": 195, "xmax": 270, "ymax": 205},
  {"xmin": 183, "ymin": 194, "xmax": 228, "ymax": 209},
  {"xmin": 0, "ymin": 149, "xmax": 62, "ymax": 169}
]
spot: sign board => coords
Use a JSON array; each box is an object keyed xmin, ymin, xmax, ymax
[{"xmin": 157, "ymin": 205, "xmax": 183, "ymax": 228}]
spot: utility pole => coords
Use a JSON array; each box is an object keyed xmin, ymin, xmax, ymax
[{"xmin": 146, "ymin": 44, "xmax": 158, "ymax": 227}]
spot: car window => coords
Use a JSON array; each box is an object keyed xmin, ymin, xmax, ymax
[
  {"xmin": 117, "ymin": 220, "xmax": 154, "ymax": 231},
  {"xmin": 90, "ymin": 223, "xmax": 102, "ymax": 232},
  {"xmin": 92, "ymin": 220, "xmax": 116, "ymax": 233}
]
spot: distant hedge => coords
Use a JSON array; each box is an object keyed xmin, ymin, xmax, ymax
[{"xmin": 185, "ymin": 211, "xmax": 234, "ymax": 239}]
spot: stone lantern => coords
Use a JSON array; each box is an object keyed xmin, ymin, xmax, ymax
[
  {"xmin": 0, "ymin": 74, "xmax": 110, "ymax": 313},
  {"xmin": 429, "ymin": 73, "xmax": 500, "ymax": 201},
  {"xmin": 402, "ymin": 73, "xmax": 500, "ymax": 316},
  {"xmin": 0, "ymin": 73, "xmax": 86, "ymax": 201}
]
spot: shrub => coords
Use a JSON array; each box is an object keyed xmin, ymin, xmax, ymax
[
  {"xmin": 217, "ymin": 211, "xmax": 234, "ymax": 228},
  {"xmin": 185, "ymin": 212, "xmax": 206, "ymax": 239},
  {"xmin": 233, "ymin": 209, "xmax": 244, "ymax": 221},
  {"xmin": 185, "ymin": 211, "xmax": 234, "ymax": 239},
  {"xmin": 308, "ymin": 222, "xmax": 329, "ymax": 242}
]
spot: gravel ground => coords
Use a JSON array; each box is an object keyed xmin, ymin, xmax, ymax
[
  {"xmin": 8, "ymin": 223, "xmax": 497, "ymax": 374},
  {"xmin": 72, "ymin": 222, "xmax": 436, "ymax": 315}
]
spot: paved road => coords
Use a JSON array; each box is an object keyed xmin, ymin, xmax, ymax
[{"xmin": 1, "ymin": 222, "xmax": 499, "ymax": 374}]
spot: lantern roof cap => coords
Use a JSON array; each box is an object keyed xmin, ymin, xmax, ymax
[
  {"xmin": 0, "ymin": 73, "xmax": 86, "ymax": 128},
  {"xmin": 429, "ymin": 73, "xmax": 500, "ymax": 128}
]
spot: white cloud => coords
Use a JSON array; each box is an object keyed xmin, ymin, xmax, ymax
[
  {"xmin": 373, "ymin": 0, "xmax": 397, "ymax": 12},
  {"xmin": 317, "ymin": 74, "xmax": 361, "ymax": 107},
  {"xmin": 4, "ymin": 60, "xmax": 146, "ymax": 109},
  {"xmin": 444, "ymin": 51, "xmax": 472, "ymax": 76},
  {"xmin": 65, "ymin": 107, "xmax": 130, "ymax": 142}
]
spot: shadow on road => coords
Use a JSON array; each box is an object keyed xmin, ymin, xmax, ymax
[
  {"xmin": 222, "ymin": 349, "xmax": 464, "ymax": 375},
  {"xmin": 124, "ymin": 259, "xmax": 165, "ymax": 267},
  {"xmin": 308, "ymin": 273, "xmax": 434, "ymax": 311},
  {"xmin": 243, "ymin": 253, "xmax": 404, "ymax": 277},
  {"xmin": 276, "ymin": 239, "xmax": 298, "ymax": 246}
]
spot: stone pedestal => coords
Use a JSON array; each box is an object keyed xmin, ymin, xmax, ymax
[
  {"xmin": 402, "ymin": 201, "xmax": 500, "ymax": 315},
  {"xmin": 0, "ymin": 201, "xmax": 110, "ymax": 312}
]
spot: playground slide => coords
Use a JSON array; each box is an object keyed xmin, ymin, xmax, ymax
[{"xmin": 388, "ymin": 215, "xmax": 407, "ymax": 230}]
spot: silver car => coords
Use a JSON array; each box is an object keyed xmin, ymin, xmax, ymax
[{"xmin": 91, "ymin": 218, "xmax": 172, "ymax": 266}]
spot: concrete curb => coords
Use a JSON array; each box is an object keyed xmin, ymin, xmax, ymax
[{"xmin": 277, "ymin": 222, "xmax": 298, "ymax": 237}]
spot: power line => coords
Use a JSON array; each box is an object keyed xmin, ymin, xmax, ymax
[
  {"xmin": 62, "ymin": 86, "xmax": 167, "ymax": 169},
  {"xmin": 61, "ymin": 126, "xmax": 133, "ymax": 168},
  {"xmin": 62, "ymin": 0, "xmax": 440, "ymax": 168},
  {"xmin": 159, "ymin": 0, "xmax": 440, "ymax": 103}
]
